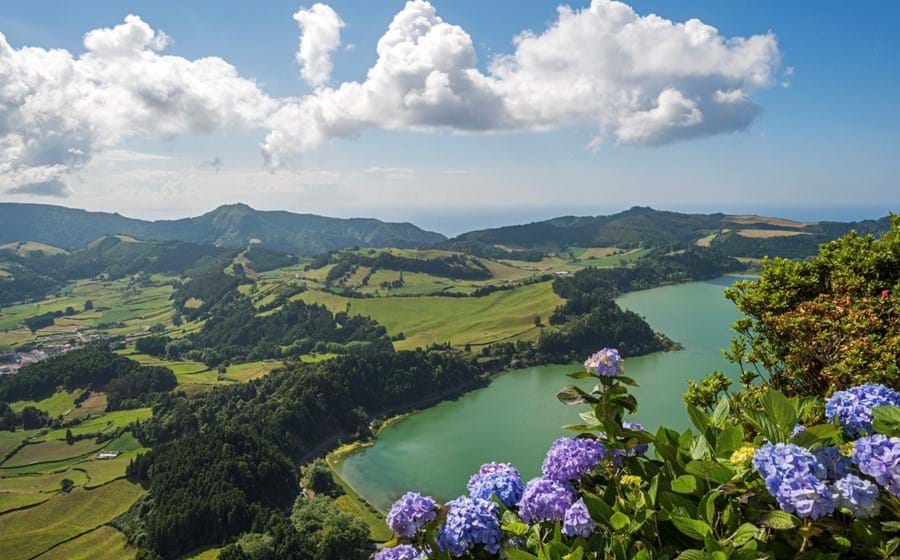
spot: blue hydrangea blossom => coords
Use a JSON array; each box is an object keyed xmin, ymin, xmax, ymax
[
  {"xmin": 584, "ymin": 348, "xmax": 622, "ymax": 377},
  {"xmin": 375, "ymin": 544, "xmax": 426, "ymax": 560},
  {"xmin": 562, "ymin": 498, "xmax": 595, "ymax": 538},
  {"xmin": 813, "ymin": 446, "xmax": 852, "ymax": 480},
  {"xmin": 825, "ymin": 383, "xmax": 900, "ymax": 435},
  {"xmin": 467, "ymin": 464, "xmax": 524, "ymax": 507},
  {"xmin": 772, "ymin": 473, "xmax": 836, "ymax": 519},
  {"xmin": 518, "ymin": 477, "xmax": 575, "ymax": 524},
  {"xmin": 622, "ymin": 421, "xmax": 649, "ymax": 456},
  {"xmin": 542, "ymin": 437, "xmax": 606, "ymax": 481},
  {"xmin": 436, "ymin": 496, "xmax": 501, "ymax": 556},
  {"xmin": 853, "ymin": 434, "xmax": 900, "ymax": 496},
  {"xmin": 835, "ymin": 473, "xmax": 880, "ymax": 518},
  {"xmin": 386, "ymin": 492, "xmax": 437, "ymax": 538},
  {"xmin": 752, "ymin": 443, "xmax": 835, "ymax": 518}
]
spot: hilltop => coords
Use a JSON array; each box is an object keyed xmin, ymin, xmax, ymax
[{"xmin": 0, "ymin": 203, "xmax": 446, "ymax": 255}]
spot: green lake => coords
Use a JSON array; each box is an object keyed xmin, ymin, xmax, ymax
[{"xmin": 334, "ymin": 276, "xmax": 752, "ymax": 511}]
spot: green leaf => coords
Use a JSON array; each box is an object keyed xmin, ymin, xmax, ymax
[
  {"xmin": 685, "ymin": 460, "xmax": 735, "ymax": 485},
  {"xmin": 687, "ymin": 404, "xmax": 711, "ymax": 434},
  {"xmin": 557, "ymin": 385, "xmax": 597, "ymax": 406},
  {"xmin": 791, "ymin": 423, "xmax": 842, "ymax": 447},
  {"xmin": 715, "ymin": 425, "xmax": 744, "ymax": 458},
  {"xmin": 670, "ymin": 515, "xmax": 712, "ymax": 540},
  {"xmin": 676, "ymin": 551, "xmax": 710, "ymax": 560},
  {"xmin": 672, "ymin": 474, "xmax": 699, "ymax": 494},
  {"xmin": 730, "ymin": 523, "xmax": 759, "ymax": 546},
  {"xmin": 610, "ymin": 511, "xmax": 630, "ymax": 532},
  {"xmin": 506, "ymin": 551, "xmax": 540, "ymax": 560},
  {"xmin": 711, "ymin": 397, "xmax": 731, "ymax": 427},
  {"xmin": 873, "ymin": 406, "xmax": 900, "ymax": 437},
  {"xmin": 698, "ymin": 490, "xmax": 720, "ymax": 526},
  {"xmin": 758, "ymin": 510, "xmax": 800, "ymax": 530},
  {"xmin": 762, "ymin": 389, "xmax": 797, "ymax": 434},
  {"xmin": 567, "ymin": 370, "xmax": 594, "ymax": 380},
  {"xmin": 582, "ymin": 492, "xmax": 614, "ymax": 525}
]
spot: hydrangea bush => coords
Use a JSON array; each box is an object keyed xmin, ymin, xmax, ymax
[{"xmin": 375, "ymin": 349, "xmax": 900, "ymax": 560}]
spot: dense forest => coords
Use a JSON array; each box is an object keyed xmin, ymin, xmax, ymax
[{"xmin": 126, "ymin": 350, "xmax": 484, "ymax": 558}]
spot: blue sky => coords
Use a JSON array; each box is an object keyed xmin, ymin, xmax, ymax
[{"xmin": 0, "ymin": 1, "xmax": 897, "ymax": 234}]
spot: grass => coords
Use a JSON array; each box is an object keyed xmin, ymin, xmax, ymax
[
  {"xmin": 10, "ymin": 391, "xmax": 77, "ymax": 418},
  {"xmin": 0, "ymin": 492, "xmax": 51, "ymax": 513},
  {"xmin": 33, "ymin": 525, "xmax": 137, "ymax": 560},
  {"xmin": 0, "ymin": 479, "xmax": 144, "ymax": 560},
  {"xmin": 1, "ymin": 439, "xmax": 104, "ymax": 468},
  {"xmin": 0, "ymin": 242, "xmax": 67, "ymax": 256},
  {"xmin": 579, "ymin": 247, "xmax": 651, "ymax": 267},
  {"xmin": 301, "ymin": 281, "xmax": 563, "ymax": 350},
  {"xmin": 0, "ymin": 429, "xmax": 39, "ymax": 460},
  {"xmin": 224, "ymin": 360, "xmax": 284, "ymax": 382},
  {"xmin": 36, "ymin": 408, "xmax": 152, "ymax": 442},
  {"xmin": 325, "ymin": 452, "xmax": 392, "ymax": 542},
  {"xmin": 736, "ymin": 229, "xmax": 811, "ymax": 238}
]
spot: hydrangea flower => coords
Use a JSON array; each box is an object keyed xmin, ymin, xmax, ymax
[
  {"xmin": 772, "ymin": 473, "xmax": 836, "ymax": 519},
  {"xmin": 542, "ymin": 437, "xmax": 606, "ymax": 481},
  {"xmin": 835, "ymin": 473, "xmax": 881, "ymax": 518},
  {"xmin": 386, "ymin": 492, "xmax": 437, "ymax": 538},
  {"xmin": 791, "ymin": 424, "xmax": 805, "ymax": 437},
  {"xmin": 813, "ymin": 446, "xmax": 852, "ymax": 480},
  {"xmin": 518, "ymin": 477, "xmax": 575, "ymax": 524},
  {"xmin": 375, "ymin": 545, "xmax": 426, "ymax": 560},
  {"xmin": 584, "ymin": 348, "xmax": 622, "ymax": 377},
  {"xmin": 853, "ymin": 434, "xmax": 900, "ymax": 496},
  {"xmin": 467, "ymin": 464, "xmax": 524, "ymax": 507},
  {"xmin": 825, "ymin": 383, "xmax": 900, "ymax": 435},
  {"xmin": 436, "ymin": 496, "xmax": 501, "ymax": 556},
  {"xmin": 562, "ymin": 498, "xmax": 595, "ymax": 538},
  {"xmin": 752, "ymin": 443, "xmax": 827, "ymax": 495},
  {"xmin": 622, "ymin": 421, "xmax": 649, "ymax": 456}
]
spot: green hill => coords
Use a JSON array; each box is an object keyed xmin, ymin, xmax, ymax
[{"xmin": 0, "ymin": 203, "xmax": 446, "ymax": 255}]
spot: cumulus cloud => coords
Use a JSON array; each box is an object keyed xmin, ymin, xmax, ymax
[
  {"xmin": 262, "ymin": 0, "xmax": 780, "ymax": 164},
  {"xmin": 5, "ymin": 179, "xmax": 70, "ymax": 197},
  {"xmin": 0, "ymin": 2, "xmax": 782, "ymax": 191},
  {"xmin": 0, "ymin": 14, "xmax": 274, "ymax": 193},
  {"xmin": 294, "ymin": 4, "xmax": 345, "ymax": 86}
]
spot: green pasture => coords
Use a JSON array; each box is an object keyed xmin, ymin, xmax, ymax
[
  {"xmin": 36, "ymin": 408, "xmax": 151, "ymax": 443},
  {"xmin": 1, "ymin": 439, "xmax": 104, "ymax": 468},
  {"xmin": 301, "ymin": 280, "xmax": 563, "ymax": 350},
  {"xmin": 11, "ymin": 391, "xmax": 77, "ymax": 418},
  {"xmin": 33, "ymin": 525, "xmax": 136, "ymax": 560}
]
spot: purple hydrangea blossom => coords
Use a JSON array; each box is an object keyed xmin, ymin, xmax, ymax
[
  {"xmin": 813, "ymin": 446, "xmax": 852, "ymax": 480},
  {"xmin": 835, "ymin": 473, "xmax": 881, "ymax": 518},
  {"xmin": 542, "ymin": 437, "xmax": 606, "ymax": 481},
  {"xmin": 772, "ymin": 473, "xmax": 836, "ymax": 519},
  {"xmin": 791, "ymin": 424, "xmax": 806, "ymax": 437},
  {"xmin": 622, "ymin": 421, "xmax": 649, "ymax": 456},
  {"xmin": 853, "ymin": 434, "xmax": 900, "ymax": 496},
  {"xmin": 375, "ymin": 545, "xmax": 426, "ymax": 560},
  {"xmin": 562, "ymin": 498, "xmax": 595, "ymax": 538},
  {"xmin": 825, "ymin": 383, "xmax": 900, "ymax": 435},
  {"xmin": 467, "ymin": 465, "xmax": 524, "ymax": 507},
  {"xmin": 436, "ymin": 496, "xmax": 501, "ymax": 556},
  {"xmin": 386, "ymin": 492, "xmax": 437, "ymax": 538},
  {"xmin": 584, "ymin": 348, "xmax": 622, "ymax": 377},
  {"xmin": 752, "ymin": 443, "xmax": 827, "ymax": 495},
  {"xmin": 518, "ymin": 477, "xmax": 575, "ymax": 524}
]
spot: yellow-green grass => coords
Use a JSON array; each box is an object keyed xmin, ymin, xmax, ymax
[
  {"xmin": 127, "ymin": 353, "xmax": 208, "ymax": 374},
  {"xmin": 0, "ymin": 479, "xmax": 144, "ymax": 560},
  {"xmin": 301, "ymin": 281, "xmax": 563, "ymax": 350},
  {"xmin": 36, "ymin": 408, "xmax": 151, "ymax": 442},
  {"xmin": 78, "ymin": 448, "xmax": 145, "ymax": 488},
  {"xmin": 339, "ymin": 265, "xmax": 372, "ymax": 288},
  {"xmin": 0, "ymin": 492, "xmax": 51, "ymax": 513},
  {"xmin": 736, "ymin": 228, "xmax": 811, "ymax": 238},
  {"xmin": 568, "ymin": 246, "xmax": 620, "ymax": 259},
  {"xmin": 0, "ymin": 328, "xmax": 33, "ymax": 350},
  {"xmin": 0, "ymin": 429, "xmax": 39, "ymax": 459},
  {"xmin": 1, "ymin": 439, "xmax": 104, "ymax": 468},
  {"xmin": 579, "ymin": 247, "xmax": 650, "ymax": 267},
  {"xmin": 186, "ymin": 547, "xmax": 223, "ymax": 559},
  {"xmin": 33, "ymin": 525, "xmax": 137, "ymax": 560},
  {"xmin": 62, "ymin": 393, "xmax": 108, "ymax": 422},
  {"xmin": 695, "ymin": 233, "xmax": 717, "ymax": 247},
  {"xmin": 224, "ymin": 360, "xmax": 284, "ymax": 382},
  {"xmin": 298, "ymin": 353, "xmax": 338, "ymax": 363},
  {"xmin": 0, "ymin": 454, "xmax": 94, "ymax": 476},
  {"xmin": 724, "ymin": 214, "xmax": 813, "ymax": 228},
  {"xmin": 11, "ymin": 391, "xmax": 77, "ymax": 418},
  {"xmin": 0, "ymin": 241, "xmax": 67, "ymax": 256},
  {"xmin": 0, "ymin": 467, "xmax": 89, "ymax": 494}
]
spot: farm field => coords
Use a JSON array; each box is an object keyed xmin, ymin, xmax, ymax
[
  {"xmin": 36, "ymin": 409, "xmax": 151, "ymax": 442},
  {"xmin": 0, "ymin": 479, "xmax": 144, "ymax": 560},
  {"xmin": 33, "ymin": 525, "xmax": 136, "ymax": 560},
  {"xmin": 736, "ymin": 228, "xmax": 812, "ymax": 238},
  {"xmin": 1, "ymin": 438, "xmax": 104, "ymax": 468},
  {"xmin": 10, "ymin": 391, "xmax": 77, "ymax": 418},
  {"xmin": 301, "ymin": 281, "xmax": 563, "ymax": 350}
]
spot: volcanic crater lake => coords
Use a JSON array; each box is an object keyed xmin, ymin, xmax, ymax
[{"xmin": 334, "ymin": 276, "xmax": 753, "ymax": 511}]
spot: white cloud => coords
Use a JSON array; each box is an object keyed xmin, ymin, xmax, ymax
[
  {"xmin": 0, "ymin": 14, "xmax": 275, "ymax": 194},
  {"xmin": 363, "ymin": 166, "xmax": 416, "ymax": 181},
  {"xmin": 294, "ymin": 4, "xmax": 345, "ymax": 86},
  {"xmin": 0, "ymin": 2, "xmax": 782, "ymax": 192},
  {"xmin": 263, "ymin": 0, "xmax": 780, "ymax": 164}
]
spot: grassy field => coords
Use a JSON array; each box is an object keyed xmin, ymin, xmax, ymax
[
  {"xmin": 736, "ymin": 229, "xmax": 811, "ymax": 238},
  {"xmin": 0, "ymin": 479, "xmax": 144, "ymax": 560},
  {"xmin": 301, "ymin": 281, "xmax": 562, "ymax": 350},
  {"xmin": 1, "ymin": 439, "xmax": 104, "ymax": 468},
  {"xmin": 10, "ymin": 391, "xmax": 77, "ymax": 418},
  {"xmin": 325, "ymin": 450, "xmax": 392, "ymax": 542},
  {"xmin": 0, "ymin": 242, "xmax": 68, "ymax": 256},
  {"xmin": 0, "ymin": 429, "xmax": 39, "ymax": 460},
  {"xmin": 33, "ymin": 525, "xmax": 136, "ymax": 560},
  {"xmin": 224, "ymin": 360, "xmax": 284, "ymax": 382},
  {"xmin": 578, "ymin": 247, "xmax": 651, "ymax": 267},
  {"xmin": 36, "ymin": 409, "xmax": 151, "ymax": 442}
]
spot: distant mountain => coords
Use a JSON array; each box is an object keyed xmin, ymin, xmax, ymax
[
  {"xmin": 0, "ymin": 203, "xmax": 446, "ymax": 255},
  {"xmin": 452, "ymin": 206, "xmax": 892, "ymax": 259}
]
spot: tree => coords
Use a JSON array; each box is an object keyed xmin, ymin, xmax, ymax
[
  {"xmin": 290, "ymin": 496, "xmax": 369, "ymax": 560},
  {"xmin": 65, "ymin": 428, "xmax": 74, "ymax": 445},
  {"xmin": 533, "ymin": 315, "xmax": 542, "ymax": 327},
  {"xmin": 84, "ymin": 299, "xmax": 94, "ymax": 311},
  {"xmin": 20, "ymin": 406, "xmax": 48, "ymax": 429},
  {"xmin": 300, "ymin": 459, "xmax": 344, "ymax": 498},
  {"xmin": 59, "ymin": 478, "xmax": 74, "ymax": 493},
  {"xmin": 64, "ymin": 306, "xmax": 76, "ymax": 316}
]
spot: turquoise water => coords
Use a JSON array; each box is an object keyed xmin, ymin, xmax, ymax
[{"xmin": 335, "ymin": 276, "xmax": 750, "ymax": 510}]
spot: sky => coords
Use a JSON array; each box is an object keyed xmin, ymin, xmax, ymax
[{"xmin": 0, "ymin": 0, "xmax": 897, "ymax": 235}]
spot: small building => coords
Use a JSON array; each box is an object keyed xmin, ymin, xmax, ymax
[{"xmin": 97, "ymin": 451, "xmax": 120, "ymax": 460}]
